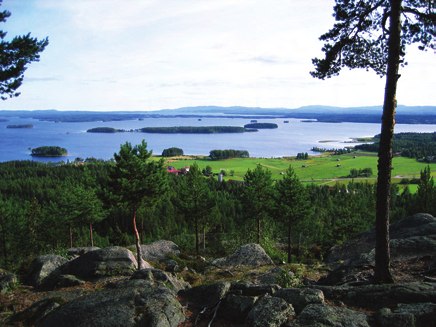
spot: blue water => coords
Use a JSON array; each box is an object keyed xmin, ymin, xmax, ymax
[{"xmin": 0, "ymin": 115, "xmax": 434, "ymax": 163}]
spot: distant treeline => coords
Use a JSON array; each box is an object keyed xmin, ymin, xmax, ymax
[
  {"xmin": 162, "ymin": 147, "xmax": 184, "ymax": 157},
  {"xmin": 244, "ymin": 123, "xmax": 278, "ymax": 129},
  {"xmin": 140, "ymin": 126, "xmax": 254, "ymax": 133},
  {"xmin": 312, "ymin": 147, "xmax": 355, "ymax": 155},
  {"xmin": 0, "ymin": 119, "xmax": 10, "ymax": 122},
  {"xmin": 6, "ymin": 124, "xmax": 33, "ymax": 128},
  {"xmin": 293, "ymin": 114, "xmax": 436, "ymax": 124},
  {"xmin": 209, "ymin": 149, "xmax": 249, "ymax": 160},
  {"xmin": 31, "ymin": 146, "xmax": 67, "ymax": 157},
  {"xmin": 355, "ymin": 132, "xmax": 435, "ymax": 162}
]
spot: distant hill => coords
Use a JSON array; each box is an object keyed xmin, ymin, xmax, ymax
[{"xmin": 1, "ymin": 105, "xmax": 435, "ymax": 124}]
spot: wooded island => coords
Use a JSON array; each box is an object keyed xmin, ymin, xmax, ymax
[
  {"xmin": 31, "ymin": 146, "xmax": 68, "ymax": 157},
  {"xmin": 6, "ymin": 124, "xmax": 33, "ymax": 128},
  {"xmin": 140, "ymin": 126, "xmax": 256, "ymax": 133}
]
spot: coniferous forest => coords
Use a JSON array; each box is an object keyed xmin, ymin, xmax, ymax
[{"xmin": 0, "ymin": 146, "xmax": 434, "ymax": 272}]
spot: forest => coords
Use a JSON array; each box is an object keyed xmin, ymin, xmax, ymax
[
  {"xmin": 355, "ymin": 132, "xmax": 436, "ymax": 162},
  {"xmin": 0, "ymin": 150, "xmax": 434, "ymax": 272}
]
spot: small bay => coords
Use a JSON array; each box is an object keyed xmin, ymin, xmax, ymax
[{"xmin": 0, "ymin": 115, "xmax": 434, "ymax": 163}]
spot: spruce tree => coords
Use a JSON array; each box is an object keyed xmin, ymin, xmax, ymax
[{"xmin": 274, "ymin": 165, "xmax": 311, "ymax": 263}]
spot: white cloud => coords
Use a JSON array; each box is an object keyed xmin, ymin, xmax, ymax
[{"xmin": 0, "ymin": 0, "xmax": 434, "ymax": 111}]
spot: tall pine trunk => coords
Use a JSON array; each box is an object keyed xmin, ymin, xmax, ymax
[
  {"xmin": 133, "ymin": 210, "xmax": 146, "ymax": 270},
  {"xmin": 89, "ymin": 223, "xmax": 94, "ymax": 247},
  {"xmin": 374, "ymin": 0, "xmax": 401, "ymax": 284}
]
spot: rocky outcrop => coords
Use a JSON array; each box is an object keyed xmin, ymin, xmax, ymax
[
  {"xmin": 140, "ymin": 240, "xmax": 180, "ymax": 261},
  {"xmin": 130, "ymin": 268, "xmax": 189, "ymax": 293},
  {"xmin": 67, "ymin": 247, "xmax": 100, "ymax": 256},
  {"xmin": 221, "ymin": 294, "xmax": 259, "ymax": 323},
  {"xmin": 37, "ymin": 284, "xmax": 184, "ymax": 327},
  {"xmin": 325, "ymin": 213, "xmax": 436, "ymax": 270},
  {"xmin": 61, "ymin": 246, "xmax": 144, "ymax": 280},
  {"xmin": 245, "ymin": 295, "xmax": 294, "ymax": 327},
  {"xmin": 211, "ymin": 243, "xmax": 274, "ymax": 268},
  {"xmin": 287, "ymin": 303, "xmax": 371, "ymax": 327},
  {"xmin": 179, "ymin": 281, "xmax": 231, "ymax": 307},
  {"xmin": 312, "ymin": 282, "xmax": 436, "ymax": 310},
  {"xmin": 375, "ymin": 303, "xmax": 436, "ymax": 327},
  {"xmin": 273, "ymin": 288, "xmax": 325, "ymax": 313},
  {"xmin": 25, "ymin": 255, "xmax": 68, "ymax": 286}
]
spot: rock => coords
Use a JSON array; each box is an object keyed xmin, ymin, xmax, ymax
[
  {"xmin": 220, "ymin": 294, "xmax": 258, "ymax": 323},
  {"xmin": 245, "ymin": 295, "xmax": 294, "ymax": 327},
  {"xmin": 0, "ymin": 273, "xmax": 17, "ymax": 293},
  {"xmin": 374, "ymin": 308, "xmax": 415, "ymax": 327},
  {"xmin": 317, "ymin": 258, "xmax": 375, "ymax": 286},
  {"xmin": 140, "ymin": 240, "xmax": 180, "ymax": 261},
  {"xmin": 325, "ymin": 213, "xmax": 436, "ymax": 270},
  {"xmin": 130, "ymin": 268, "xmax": 190, "ymax": 293},
  {"xmin": 67, "ymin": 247, "xmax": 100, "ymax": 256},
  {"xmin": 40, "ymin": 274, "xmax": 85, "ymax": 290},
  {"xmin": 61, "ymin": 246, "xmax": 143, "ymax": 281},
  {"xmin": 287, "ymin": 304, "xmax": 370, "ymax": 327},
  {"xmin": 178, "ymin": 281, "xmax": 231, "ymax": 307},
  {"xmin": 311, "ymin": 282, "xmax": 436, "ymax": 310},
  {"xmin": 230, "ymin": 282, "xmax": 280, "ymax": 296},
  {"xmin": 159, "ymin": 257, "xmax": 179, "ymax": 272},
  {"xmin": 273, "ymin": 287, "xmax": 325, "ymax": 313},
  {"xmin": 8, "ymin": 297, "xmax": 64, "ymax": 326},
  {"xmin": 392, "ymin": 302, "xmax": 436, "ymax": 327},
  {"xmin": 36, "ymin": 283, "xmax": 185, "ymax": 327},
  {"xmin": 257, "ymin": 266, "xmax": 289, "ymax": 285},
  {"xmin": 25, "ymin": 255, "xmax": 68, "ymax": 286},
  {"xmin": 211, "ymin": 243, "xmax": 274, "ymax": 268}
]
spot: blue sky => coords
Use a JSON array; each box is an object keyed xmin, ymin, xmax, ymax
[{"xmin": 1, "ymin": 0, "xmax": 434, "ymax": 112}]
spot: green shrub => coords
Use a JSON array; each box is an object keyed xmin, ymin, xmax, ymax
[{"xmin": 277, "ymin": 268, "xmax": 303, "ymax": 288}]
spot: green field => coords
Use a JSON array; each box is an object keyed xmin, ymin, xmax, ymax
[{"xmin": 160, "ymin": 152, "xmax": 434, "ymax": 192}]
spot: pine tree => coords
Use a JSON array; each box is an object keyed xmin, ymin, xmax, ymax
[
  {"xmin": 0, "ymin": 1, "xmax": 48, "ymax": 100},
  {"xmin": 106, "ymin": 140, "xmax": 168, "ymax": 270},
  {"xmin": 311, "ymin": 0, "xmax": 435, "ymax": 284}
]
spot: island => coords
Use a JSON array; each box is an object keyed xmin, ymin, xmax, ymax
[
  {"xmin": 31, "ymin": 146, "xmax": 68, "ymax": 157},
  {"xmin": 0, "ymin": 119, "xmax": 10, "ymax": 122},
  {"xmin": 87, "ymin": 127, "xmax": 126, "ymax": 133},
  {"xmin": 7, "ymin": 124, "xmax": 33, "ymax": 128},
  {"xmin": 140, "ymin": 126, "xmax": 257, "ymax": 133},
  {"xmin": 244, "ymin": 123, "xmax": 278, "ymax": 129}
]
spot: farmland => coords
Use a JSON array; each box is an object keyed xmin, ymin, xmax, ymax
[{"xmin": 160, "ymin": 151, "xmax": 434, "ymax": 191}]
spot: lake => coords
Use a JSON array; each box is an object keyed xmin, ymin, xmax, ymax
[{"xmin": 0, "ymin": 115, "xmax": 434, "ymax": 163}]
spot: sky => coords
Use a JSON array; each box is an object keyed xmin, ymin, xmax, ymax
[{"xmin": 0, "ymin": 0, "xmax": 434, "ymax": 112}]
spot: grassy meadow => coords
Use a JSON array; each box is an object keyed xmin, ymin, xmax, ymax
[{"xmin": 158, "ymin": 151, "xmax": 434, "ymax": 192}]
